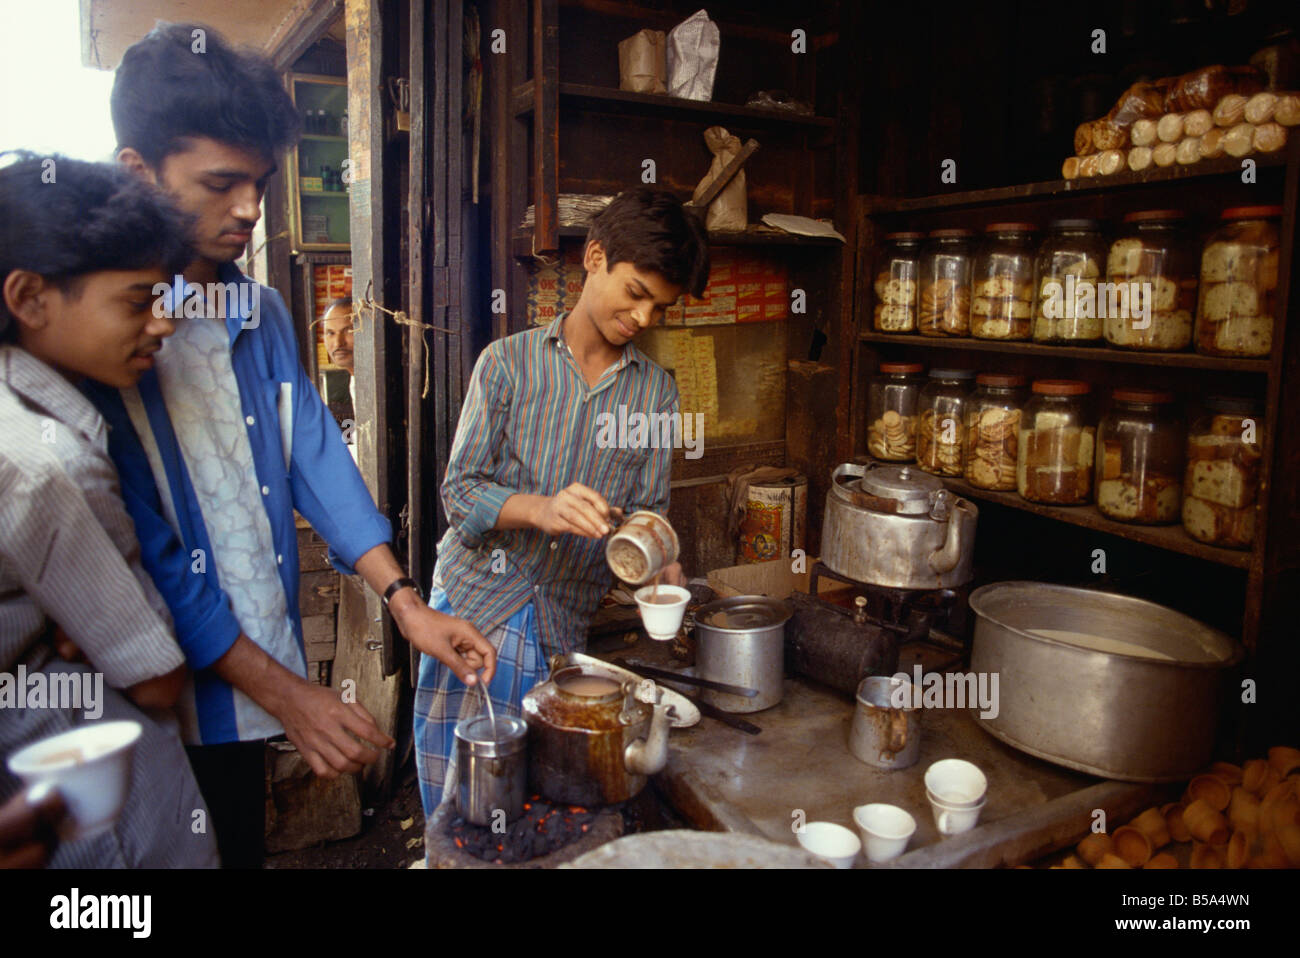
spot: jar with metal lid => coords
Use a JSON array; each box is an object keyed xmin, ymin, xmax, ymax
[
  {"xmin": 964, "ymin": 373, "xmax": 1027, "ymax": 490},
  {"xmin": 866, "ymin": 363, "xmax": 923, "ymax": 461},
  {"xmin": 1194, "ymin": 206, "xmax": 1281, "ymax": 358},
  {"xmin": 971, "ymin": 223, "xmax": 1036, "ymax": 340},
  {"xmin": 1095, "ymin": 389, "xmax": 1185, "ymax": 524},
  {"xmin": 1104, "ymin": 210, "xmax": 1197, "ymax": 351},
  {"xmin": 918, "ymin": 229, "xmax": 974, "ymax": 337},
  {"xmin": 916, "ymin": 368, "xmax": 975, "ymax": 476},
  {"xmin": 1017, "ymin": 380, "xmax": 1095, "ymax": 505},
  {"xmin": 873, "ymin": 232, "xmax": 923, "ymax": 333},
  {"xmin": 1182, "ymin": 396, "xmax": 1263, "ymax": 549},
  {"xmin": 1033, "ymin": 219, "xmax": 1108, "ymax": 344}
]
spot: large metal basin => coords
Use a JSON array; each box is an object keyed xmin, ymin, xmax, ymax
[{"xmin": 969, "ymin": 581, "xmax": 1243, "ymax": 783}]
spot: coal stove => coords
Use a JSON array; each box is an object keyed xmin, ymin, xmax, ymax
[{"xmin": 425, "ymin": 795, "xmax": 624, "ymax": 869}]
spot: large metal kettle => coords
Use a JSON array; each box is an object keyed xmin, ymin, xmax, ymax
[
  {"xmin": 820, "ymin": 462, "xmax": 978, "ymax": 589},
  {"xmin": 521, "ymin": 655, "xmax": 674, "ymax": 806}
]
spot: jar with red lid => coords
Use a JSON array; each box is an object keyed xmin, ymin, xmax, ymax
[
  {"xmin": 1182, "ymin": 396, "xmax": 1263, "ymax": 549},
  {"xmin": 873, "ymin": 232, "xmax": 923, "ymax": 333},
  {"xmin": 964, "ymin": 373, "xmax": 1027, "ymax": 490},
  {"xmin": 1033, "ymin": 219, "xmax": 1107, "ymax": 344},
  {"xmin": 1195, "ymin": 206, "xmax": 1281, "ymax": 358},
  {"xmin": 1096, "ymin": 389, "xmax": 1185, "ymax": 524},
  {"xmin": 866, "ymin": 362, "xmax": 924, "ymax": 461},
  {"xmin": 1104, "ymin": 210, "xmax": 1197, "ymax": 351},
  {"xmin": 1017, "ymin": 380, "xmax": 1095, "ymax": 505},
  {"xmin": 918, "ymin": 229, "xmax": 974, "ymax": 337},
  {"xmin": 971, "ymin": 223, "xmax": 1036, "ymax": 340}
]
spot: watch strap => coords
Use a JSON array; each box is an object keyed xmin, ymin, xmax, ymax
[{"xmin": 382, "ymin": 576, "xmax": 422, "ymax": 608}]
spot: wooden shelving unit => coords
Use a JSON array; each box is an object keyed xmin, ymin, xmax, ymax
[{"xmin": 843, "ymin": 138, "xmax": 1300, "ymax": 655}]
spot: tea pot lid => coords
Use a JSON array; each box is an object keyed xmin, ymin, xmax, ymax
[{"xmin": 858, "ymin": 464, "xmax": 944, "ymax": 503}]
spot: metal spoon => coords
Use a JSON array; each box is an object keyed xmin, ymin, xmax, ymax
[{"xmin": 477, "ymin": 670, "xmax": 498, "ymax": 742}]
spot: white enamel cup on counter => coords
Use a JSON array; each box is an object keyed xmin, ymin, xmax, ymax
[
  {"xmin": 923, "ymin": 758, "xmax": 987, "ymax": 807},
  {"xmin": 6, "ymin": 720, "xmax": 142, "ymax": 840},
  {"xmin": 634, "ymin": 584, "xmax": 691, "ymax": 641},
  {"xmin": 853, "ymin": 803, "xmax": 916, "ymax": 863},
  {"xmin": 927, "ymin": 792, "xmax": 987, "ymax": 836},
  {"xmin": 796, "ymin": 821, "xmax": 861, "ymax": 868}
]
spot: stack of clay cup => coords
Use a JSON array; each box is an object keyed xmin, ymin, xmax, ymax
[{"xmin": 1047, "ymin": 745, "xmax": 1300, "ymax": 869}]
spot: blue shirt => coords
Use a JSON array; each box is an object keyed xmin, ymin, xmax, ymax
[{"xmin": 84, "ymin": 263, "xmax": 392, "ymax": 744}]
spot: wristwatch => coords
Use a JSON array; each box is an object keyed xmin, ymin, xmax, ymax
[{"xmin": 381, "ymin": 576, "xmax": 423, "ymax": 608}]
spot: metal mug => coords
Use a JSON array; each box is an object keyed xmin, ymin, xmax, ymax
[
  {"xmin": 848, "ymin": 675, "xmax": 920, "ymax": 769},
  {"xmin": 605, "ymin": 511, "xmax": 679, "ymax": 586},
  {"xmin": 454, "ymin": 714, "xmax": 527, "ymax": 826}
]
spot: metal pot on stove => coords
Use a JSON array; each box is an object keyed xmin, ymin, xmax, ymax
[
  {"xmin": 522, "ymin": 656, "xmax": 674, "ymax": 806},
  {"xmin": 821, "ymin": 462, "xmax": 978, "ymax": 589}
]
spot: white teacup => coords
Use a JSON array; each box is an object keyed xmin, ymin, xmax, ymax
[
  {"xmin": 853, "ymin": 803, "xmax": 916, "ymax": 863},
  {"xmin": 6, "ymin": 720, "xmax": 142, "ymax": 840},
  {"xmin": 634, "ymin": 584, "xmax": 691, "ymax": 641},
  {"xmin": 924, "ymin": 758, "xmax": 987, "ymax": 808},
  {"xmin": 927, "ymin": 791, "xmax": 986, "ymax": 836},
  {"xmin": 796, "ymin": 821, "xmax": 861, "ymax": 868}
]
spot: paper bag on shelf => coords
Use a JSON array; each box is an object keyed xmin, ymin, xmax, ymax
[
  {"xmin": 692, "ymin": 126, "xmax": 747, "ymax": 231},
  {"xmin": 667, "ymin": 9, "xmax": 719, "ymax": 101},
  {"xmin": 618, "ymin": 29, "xmax": 667, "ymax": 94}
]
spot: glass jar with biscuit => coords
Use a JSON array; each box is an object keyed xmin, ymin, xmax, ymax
[
  {"xmin": 1104, "ymin": 210, "xmax": 1197, "ymax": 352},
  {"xmin": 1182, "ymin": 396, "xmax": 1263, "ymax": 549},
  {"xmin": 866, "ymin": 362, "xmax": 924, "ymax": 461},
  {"xmin": 971, "ymin": 223, "xmax": 1036, "ymax": 340},
  {"xmin": 873, "ymin": 232, "xmax": 923, "ymax": 333},
  {"xmin": 1017, "ymin": 380, "xmax": 1095, "ymax": 505},
  {"xmin": 1096, "ymin": 389, "xmax": 1185, "ymax": 525},
  {"xmin": 964, "ymin": 373, "xmax": 1026, "ymax": 490},
  {"xmin": 1194, "ymin": 206, "xmax": 1281, "ymax": 358},
  {"xmin": 916, "ymin": 368, "xmax": 975, "ymax": 476},
  {"xmin": 1033, "ymin": 219, "xmax": 1107, "ymax": 344},
  {"xmin": 918, "ymin": 229, "xmax": 974, "ymax": 337}
]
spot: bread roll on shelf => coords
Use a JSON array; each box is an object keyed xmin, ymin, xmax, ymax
[
  {"xmin": 1079, "ymin": 153, "xmax": 1101, "ymax": 177},
  {"xmin": 1199, "ymin": 127, "xmax": 1226, "ymax": 158},
  {"xmin": 1062, "ymin": 155, "xmax": 1081, "ymax": 180},
  {"xmin": 1074, "ymin": 122, "xmax": 1094, "ymax": 156},
  {"xmin": 1127, "ymin": 146, "xmax": 1153, "ymax": 171},
  {"xmin": 1098, "ymin": 149, "xmax": 1126, "ymax": 175},
  {"xmin": 1276, "ymin": 92, "xmax": 1300, "ymax": 126},
  {"xmin": 1176, "ymin": 137, "xmax": 1201, "ymax": 165},
  {"xmin": 1157, "ymin": 113, "xmax": 1185, "ymax": 142},
  {"xmin": 1183, "ymin": 109, "xmax": 1213, "ymax": 137},
  {"xmin": 1223, "ymin": 122, "xmax": 1255, "ymax": 157},
  {"xmin": 1152, "ymin": 142, "xmax": 1178, "ymax": 167},
  {"xmin": 1091, "ymin": 118, "xmax": 1126, "ymax": 151},
  {"xmin": 1130, "ymin": 118, "xmax": 1158, "ymax": 147},
  {"xmin": 1244, "ymin": 92, "xmax": 1277, "ymax": 125},
  {"xmin": 1214, "ymin": 94, "xmax": 1247, "ymax": 127},
  {"xmin": 1253, "ymin": 122, "xmax": 1287, "ymax": 153}
]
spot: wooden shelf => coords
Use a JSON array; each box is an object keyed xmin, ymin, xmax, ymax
[
  {"xmin": 301, "ymin": 189, "xmax": 350, "ymax": 197},
  {"xmin": 857, "ymin": 331, "xmax": 1271, "ymax": 373},
  {"xmin": 939, "ymin": 475, "xmax": 1252, "ymax": 569},
  {"xmin": 301, "ymin": 133, "xmax": 347, "ymax": 142},
  {"xmin": 512, "ymin": 224, "xmax": 840, "ymax": 257},
  {"xmin": 862, "ymin": 152, "xmax": 1288, "ymax": 215},
  {"xmin": 512, "ymin": 81, "xmax": 835, "ymax": 129}
]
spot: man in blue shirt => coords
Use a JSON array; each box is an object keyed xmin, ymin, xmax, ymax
[{"xmin": 85, "ymin": 22, "xmax": 495, "ymax": 867}]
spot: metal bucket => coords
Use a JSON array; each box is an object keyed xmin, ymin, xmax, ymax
[
  {"xmin": 454, "ymin": 715, "xmax": 527, "ymax": 826},
  {"xmin": 848, "ymin": 675, "xmax": 920, "ymax": 770}
]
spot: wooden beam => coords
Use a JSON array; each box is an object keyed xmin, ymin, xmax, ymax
[
  {"xmin": 407, "ymin": 0, "xmax": 428, "ymax": 622},
  {"xmin": 531, "ymin": 0, "xmax": 559, "ymax": 253},
  {"xmin": 268, "ymin": 0, "xmax": 345, "ymax": 71}
]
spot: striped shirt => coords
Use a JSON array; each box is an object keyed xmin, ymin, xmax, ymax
[
  {"xmin": 434, "ymin": 313, "xmax": 676, "ymax": 657},
  {"xmin": 0, "ymin": 345, "xmax": 184, "ymax": 684}
]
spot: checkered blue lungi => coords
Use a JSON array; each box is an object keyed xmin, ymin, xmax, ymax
[{"xmin": 414, "ymin": 582, "xmax": 545, "ymax": 817}]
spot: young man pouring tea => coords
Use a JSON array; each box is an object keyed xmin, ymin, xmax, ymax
[{"xmin": 414, "ymin": 188, "xmax": 710, "ymax": 815}]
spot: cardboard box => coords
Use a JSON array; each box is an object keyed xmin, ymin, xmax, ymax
[{"xmin": 707, "ymin": 558, "xmax": 853, "ymax": 601}]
